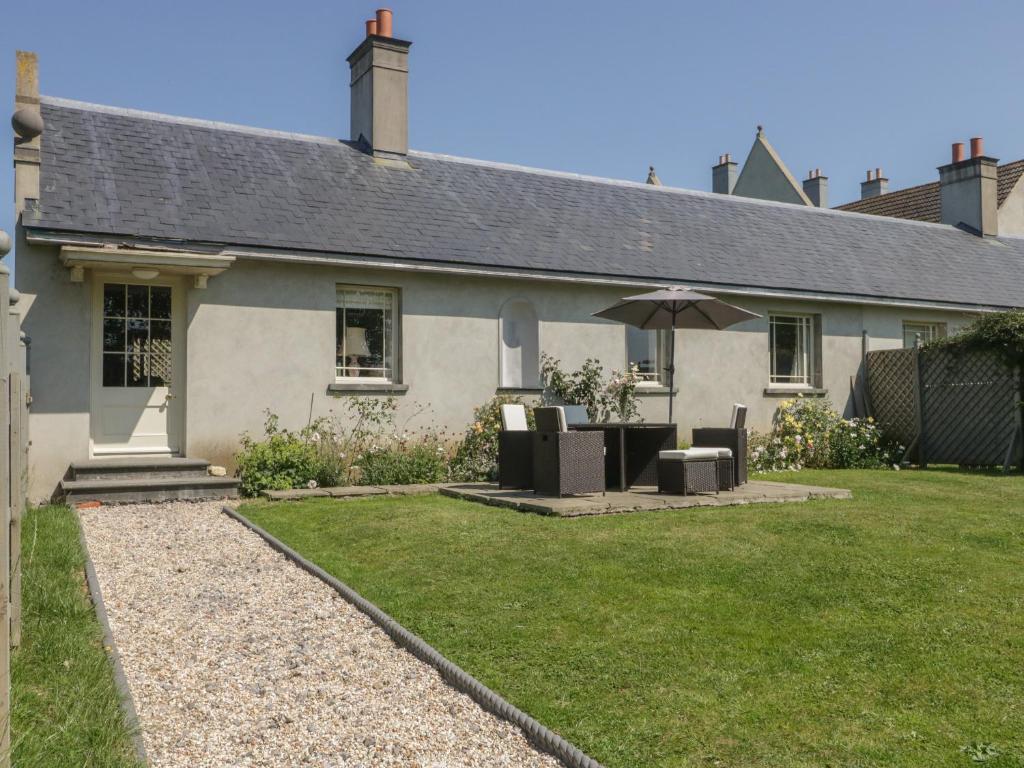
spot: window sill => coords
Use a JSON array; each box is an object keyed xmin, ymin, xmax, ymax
[
  {"xmin": 496, "ymin": 387, "xmax": 544, "ymax": 395},
  {"xmin": 328, "ymin": 382, "xmax": 409, "ymax": 394},
  {"xmin": 635, "ymin": 386, "xmax": 678, "ymax": 396},
  {"xmin": 763, "ymin": 386, "xmax": 828, "ymax": 397}
]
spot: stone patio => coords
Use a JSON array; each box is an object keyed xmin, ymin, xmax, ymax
[
  {"xmin": 440, "ymin": 481, "xmax": 852, "ymax": 517},
  {"xmin": 261, "ymin": 483, "xmax": 444, "ymax": 501}
]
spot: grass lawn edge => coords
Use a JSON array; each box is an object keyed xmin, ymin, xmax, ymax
[{"xmin": 74, "ymin": 508, "xmax": 149, "ymax": 766}]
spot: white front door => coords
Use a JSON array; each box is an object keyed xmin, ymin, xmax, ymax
[{"xmin": 90, "ymin": 277, "xmax": 184, "ymax": 454}]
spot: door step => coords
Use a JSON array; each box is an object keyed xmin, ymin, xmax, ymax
[{"xmin": 61, "ymin": 458, "xmax": 239, "ymax": 504}]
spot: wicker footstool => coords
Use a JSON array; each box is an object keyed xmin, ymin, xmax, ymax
[{"xmin": 657, "ymin": 449, "xmax": 721, "ymax": 495}]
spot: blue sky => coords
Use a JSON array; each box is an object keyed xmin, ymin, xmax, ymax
[{"xmin": 3, "ymin": 0, "xmax": 1023, "ymax": 273}]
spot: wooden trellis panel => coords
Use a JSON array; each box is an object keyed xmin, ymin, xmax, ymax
[
  {"xmin": 920, "ymin": 350, "xmax": 1020, "ymax": 466},
  {"xmin": 866, "ymin": 347, "xmax": 1023, "ymax": 468},
  {"xmin": 865, "ymin": 348, "xmax": 917, "ymax": 447}
]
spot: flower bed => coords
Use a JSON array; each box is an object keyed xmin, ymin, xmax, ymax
[{"xmin": 749, "ymin": 397, "xmax": 902, "ymax": 472}]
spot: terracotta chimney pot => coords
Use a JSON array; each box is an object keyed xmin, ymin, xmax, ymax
[
  {"xmin": 365, "ymin": 19, "xmax": 378, "ymax": 36},
  {"xmin": 952, "ymin": 142, "xmax": 965, "ymax": 163},
  {"xmin": 376, "ymin": 8, "xmax": 393, "ymax": 38},
  {"xmin": 970, "ymin": 137, "xmax": 984, "ymax": 158}
]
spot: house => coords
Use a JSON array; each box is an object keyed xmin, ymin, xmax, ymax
[
  {"xmin": 11, "ymin": 13, "xmax": 1024, "ymax": 502},
  {"xmin": 836, "ymin": 143, "xmax": 1024, "ymax": 236}
]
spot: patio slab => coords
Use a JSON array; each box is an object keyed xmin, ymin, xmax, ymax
[{"xmin": 440, "ymin": 480, "xmax": 851, "ymax": 517}]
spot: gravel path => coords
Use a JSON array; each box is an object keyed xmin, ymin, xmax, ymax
[{"xmin": 79, "ymin": 501, "xmax": 564, "ymax": 768}]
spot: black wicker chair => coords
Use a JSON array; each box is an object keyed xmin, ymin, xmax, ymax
[
  {"xmin": 497, "ymin": 404, "xmax": 533, "ymax": 489},
  {"xmin": 531, "ymin": 407, "xmax": 605, "ymax": 498},
  {"xmin": 691, "ymin": 404, "xmax": 748, "ymax": 486}
]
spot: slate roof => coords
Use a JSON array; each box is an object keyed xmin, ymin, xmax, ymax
[
  {"xmin": 836, "ymin": 160, "xmax": 1024, "ymax": 223},
  {"xmin": 27, "ymin": 97, "xmax": 1024, "ymax": 310}
]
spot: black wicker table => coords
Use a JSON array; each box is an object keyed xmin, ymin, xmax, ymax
[{"xmin": 568, "ymin": 423, "xmax": 677, "ymax": 491}]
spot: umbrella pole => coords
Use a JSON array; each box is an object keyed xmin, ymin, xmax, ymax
[{"xmin": 668, "ymin": 326, "xmax": 676, "ymax": 423}]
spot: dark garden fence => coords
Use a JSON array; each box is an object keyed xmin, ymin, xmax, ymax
[{"xmin": 866, "ymin": 346, "xmax": 1023, "ymax": 470}]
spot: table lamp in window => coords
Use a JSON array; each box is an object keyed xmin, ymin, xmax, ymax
[{"xmin": 345, "ymin": 326, "xmax": 371, "ymax": 376}]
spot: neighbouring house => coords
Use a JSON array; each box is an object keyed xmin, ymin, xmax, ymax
[
  {"xmin": 11, "ymin": 14, "xmax": 1024, "ymax": 502},
  {"xmin": 710, "ymin": 127, "xmax": 830, "ymax": 208},
  {"xmin": 837, "ymin": 141, "xmax": 1024, "ymax": 236}
]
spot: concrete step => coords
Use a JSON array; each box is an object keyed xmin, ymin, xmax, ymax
[
  {"xmin": 61, "ymin": 475, "xmax": 239, "ymax": 505},
  {"xmin": 69, "ymin": 457, "xmax": 212, "ymax": 481}
]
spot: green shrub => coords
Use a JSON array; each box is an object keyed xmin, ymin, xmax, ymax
[
  {"xmin": 540, "ymin": 353, "xmax": 642, "ymax": 422},
  {"xmin": 927, "ymin": 309, "xmax": 1024, "ymax": 368},
  {"xmin": 235, "ymin": 412, "xmax": 342, "ymax": 496},
  {"xmin": 827, "ymin": 417, "xmax": 902, "ymax": 469},
  {"xmin": 450, "ymin": 395, "xmax": 535, "ymax": 481},
  {"xmin": 236, "ymin": 398, "xmax": 453, "ymax": 496},
  {"xmin": 357, "ymin": 438, "xmax": 451, "ymax": 485},
  {"xmin": 749, "ymin": 397, "xmax": 901, "ymax": 472}
]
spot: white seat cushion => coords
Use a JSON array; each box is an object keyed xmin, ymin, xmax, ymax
[
  {"xmin": 500, "ymin": 403, "xmax": 528, "ymax": 431},
  {"xmin": 659, "ymin": 447, "xmax": 721, "ymax": 461}
]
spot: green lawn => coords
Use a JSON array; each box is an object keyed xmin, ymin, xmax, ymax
[
  {"xmin": 241, "ymin": 470, "xmax": 1024, "ymax": 767},
  {"xmin": 11, "ymin": 505, "xmax": 141, "ymax": 767}
]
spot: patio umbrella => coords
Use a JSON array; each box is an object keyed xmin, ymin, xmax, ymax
[{"xmin": 593, "ymin": 286, "xmax": 761, "ymax": 422}]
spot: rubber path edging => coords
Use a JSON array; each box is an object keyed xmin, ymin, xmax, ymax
[
  {"xmin": 75, "ymin": 509, "xmax": 150, "ymax": 766},
  {"xmin": 222, "ymin": 504, "xmax": 605, "ymax": 768}
]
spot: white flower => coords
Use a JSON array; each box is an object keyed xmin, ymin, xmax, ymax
[
  {"xmin": 307, "ymin": 479, "xmax": 318, "ymax": 488},
  {"xmin": 310, "ymin": 432, "xmax": 321, "ymax": 443}
]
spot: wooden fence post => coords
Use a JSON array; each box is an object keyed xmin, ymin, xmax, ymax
[
  {"xmin": 8, "ymin": 371, "xmax": 22, "ymax": 648},
  {"xmin": 0, "ymin": 263, "xmax": 10, "ymax": 766},
  {"xmin": 913, "ymin": 342, "xmax": 928, "ymax": 469},
  {"xmin": 861, "ymin": 330, "xmax": 874, "ymax": 417}
]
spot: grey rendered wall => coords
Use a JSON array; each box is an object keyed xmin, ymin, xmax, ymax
[
  {"xmin": 17, "ymin": 238, "xmax": 92, "ymax": 502},
  {"xmin": 19, "ymin": 248, "xmax": 976, "ymax": 500},
  {"xmin": 183, "ymin": 260, "xmax": 645, "ymax": 468},
  {"xmin": 997, "ymin": 177, "xmax": 1024, "ymax": 236},
  {"xmin": 183, "ymin": 259, "xmax": 975, "ymax": 468}
]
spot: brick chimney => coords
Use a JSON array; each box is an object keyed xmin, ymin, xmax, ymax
[
  {"xmin": 860, "ymin": 168, "xmax": 888, "ymax": 199},
  {"xmin": 939, "ymin": 138, "xmax": 998, "ymax": 237},
  {"xmin": 13, "ymin": 51, "xmax": 43, "ymax": 219},
  {"xmin": 347, "ymin": 9, "xmax": 411, "ymax": 159},
  {"xmin": 802, "ymin": 168, "xmax": 828, "ymax": 208},
  {"xmin": 712, "ymin": 153, "xmax": 738, "ymax": 195}
]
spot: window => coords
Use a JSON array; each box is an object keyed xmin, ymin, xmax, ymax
[
  {"xmin": 499, "ymin": 299, "xmax": 539, "ymax": 388},
  {"xmin": 769, "ymin": 314, "xmax": 815, "ymax": 386},
  {"xmin": 902, "ymin": 321, "xmax": 946, "ymax": 348},
  {"xmin": 102, "ymin": 283, "xmax": 172, "ymax": 388},
  {"xmin": 626, "ymin": 327, "xmax": 670, "ymax": 385},
  {"xmin": 336, "ymin": 286, "xmax": 397, "ymax": 381}
]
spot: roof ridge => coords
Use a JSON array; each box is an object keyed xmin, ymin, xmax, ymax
[
  {"xmin": 410, "ymin": 149, "xmax": 972, "ymax": 232},
  {"xmin": 40, "ymin": 95, "xmax": 347, "ymax": 146}
]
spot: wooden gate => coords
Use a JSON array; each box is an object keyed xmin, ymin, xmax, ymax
[{"xmin": 866, "ymin": 347, "xmax": 1023, "ymax": 469}]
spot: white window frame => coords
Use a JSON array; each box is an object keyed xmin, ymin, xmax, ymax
[
  {"xmin": 902, "ymin": 321, "xmax": 947, "ymax": 349},
  {"xmin": 335, "ymin": 285, "xmax": 399, "ymax": 383},
  {"xmin": 626, "ymin": 327, "xmax": 671, "ymax": 386},
  {"xmin": 769, "ymin": 314, "xmax": 815, "ymax": 387}
]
